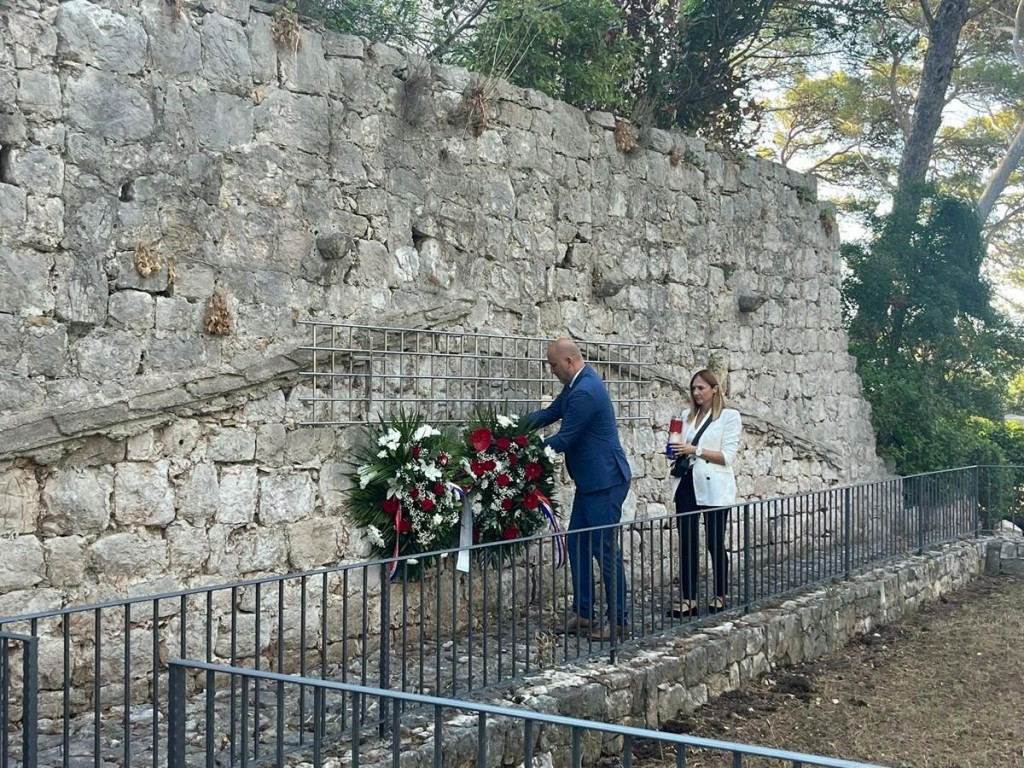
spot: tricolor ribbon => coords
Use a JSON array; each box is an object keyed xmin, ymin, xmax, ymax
[
  {"xmin": 388, "ymin": 499, "xmax": 403, "ymax": 582},
  {"xmin": 536, "ymin": 491, "xmax": 566, "ymax": 568}
]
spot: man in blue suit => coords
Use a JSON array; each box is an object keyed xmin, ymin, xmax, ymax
[{"xmin": 527, "ymin": 338, "xmax": 632, "ymax": 640}]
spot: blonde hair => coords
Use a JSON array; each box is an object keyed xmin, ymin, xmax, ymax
[{"xmin": 688, "ymin": 369, "xmax": 725, "ymax": 424}]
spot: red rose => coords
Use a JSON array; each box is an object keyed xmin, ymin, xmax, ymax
[
  {"xmin": 397, "ymin": 517, "xmax": 412, "ymax": 534},
  {"xmin": 503, "ymin": 525, "xmax": 520, "ymax": 540},
  {"xmin": 508, "ymin": 453, "xmax": 519, "ymax": 466},
  {"xmin": 433, "ymin": 483, "xmax": 446, "ymax": 496},
  {"xmin": 484, "ymin": 459, "xmax": 497, "ymax": 472},
  {"xmin": 500, "ymin": 499, "xmax": 515, "ymax": 511},
  {"xmin": 469, "ymin": 428, "xmax": 493, "ymax": 452},
  {"xmin": 409, "ymin": 487, "xmax": 420, "ymax": 500},
  {"xmin": 523, "ymin": 492, "xmax": 540, "ymax": 510},
  {"xmin": 473, "ymin": 526, "xmax": 481, "ymax": 544},
  {"xmin": 471, "ymin": 458, "xmax": 488, "ymax": 477},
  {"xmin": 421, "ymin": 498, "xmax": 435, "ymax": 512},
  {"xmin": 437, "ymin": 453, "xmax": 449, "ymax": 466},
  {"xmin": 525, "ymin": 462, "xmax": 542, "ymax": 480},
  {"xmin": 513, "ymin": 435, "xmax": 528, "ymax": 447},
  {"xmin": 382, "ymin": 497, "xmax": 400, "ymax": 516},
  {"xmin": 411, "ymin": 446, "xmax": 421, "ymax": 459},
  {"xmin": 496, "ymin": 437, "xmax": 512, "ymax": 452},
  {"xmin": 496, "ymin": 474, "xmax": 511, "ymax": 487}
]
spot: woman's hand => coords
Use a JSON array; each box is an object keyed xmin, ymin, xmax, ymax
[{"xmin": 668, "ymin": 442, "xmax": 694, "ymax": 458}]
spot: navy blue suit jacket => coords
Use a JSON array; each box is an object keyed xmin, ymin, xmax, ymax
[{"xmin": 527, "ymin": 365, "xmax": 632, "ymax": 494}]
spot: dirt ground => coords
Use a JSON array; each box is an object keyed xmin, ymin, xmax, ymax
[{"xmin": 638, "ymin": 574, "xmax": 1024, "ymax": 768}]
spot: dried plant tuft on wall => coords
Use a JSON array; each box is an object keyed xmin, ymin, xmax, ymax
[
  {"xmin": 204, "ymin": 292, "xmax": 233, "ymax": 335},
  {"xmin": 134, "ymin": 242, "xmax": 161, "ymax": 278}
]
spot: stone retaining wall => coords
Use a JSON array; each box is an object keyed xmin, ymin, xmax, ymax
[
  {"xmin": 375, "ymin": 537, "xmax": 1011, "ymax": 768},
  {"xmin": 1, "ymin": 0, "xmax": 883, "ymax": 612}
]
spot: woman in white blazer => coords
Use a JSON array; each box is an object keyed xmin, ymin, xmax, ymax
[{"xmin": 667, "ymin": 369, "xmax": 742, "ymax": 617}]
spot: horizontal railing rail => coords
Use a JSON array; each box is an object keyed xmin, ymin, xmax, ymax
[
  {"xmin": 167, "ymin": 659, "xmax": 888, "ymax": 768},
  {"xmin": 1, "ymin": 465, "xmax": 1019, "ymax": 767}
]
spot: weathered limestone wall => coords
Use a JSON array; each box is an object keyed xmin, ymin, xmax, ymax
[{"xmin": 0, "ymin": 0, "xmax": 884, "ymax": 609}]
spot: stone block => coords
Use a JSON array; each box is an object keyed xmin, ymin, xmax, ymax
[
  {"xmin": 114, "ymin": 460, "xmax": 175, "ymax": 527},
  {"xmin": 255, "ymin": 90, "xmax": 330, "ymax": 155},
  {"xmin": 0, "ymin": 183, "xmax": 27, "ymax": 230},
  {"xmin": 2, "ymin": 148, "xmax": 64, "ymax": 193},
  {"xmin": 23, "ymin": 321, "xmax": 68, "ymax": 378},
  {"xmin": 0, "ymin": 249, "xmax": 53, "ymax": 317},
  {"xmin": 126, "ymin": 431, "xmax": 159, "ymax": 461},
  {"xmin": 0, "ymin": 314, "xmax": 21, "ymax": 370},
  {"xmin": 281, "ymin": 28, "xmax": 329, "ymax": 95},
  {"xmin": 200, "ymin": 14, "xmax": 252, "ymax": 91},
  {"xmin": 23, "ymin": 196, "xmax": 65, "ymax": 250},
  {"xmin": 43, "ymin": 536, "xmax": 87, "ymax": 587},
  {"xmin": 17, "ymin": 71, "xmax": 61, "ymax": 120},
  {"xmin": 176, "ymin": 461, "xmax": 219, "ymax": 523},
  {"xmin": 147, "ymin": 335, "xmax": 210, "ymax": 372},
  {"xmin": 246, "ymin": 11, "xmax": 278, "ymax": 84},
  {"xmin": 54, "ymin": 254, "xmax": 107, "ymax": 326},
  {"xmin": 206, "ymin": 426, "xmax": 256, "ymax": 462},
  {"xmin": 0, "ymin": 467, "xmax": 39, "ymax": 535},
  {"xmin": 255, "ymin": 423, "xmax": 286, "ymax": 463},
  {"xmin": 0, "ymin": 109, "xmax": 27, "ymax": 145},
  {"xmin": 65, "ymin": 69, "xmax": 154, "ymax": 143},
  {"xmin": 160, "ymin": 419, "xmax": 202, "ymax": 457},
  {"xmin": 189, "ymin": 90, "xmax": 255, "ymax": 149},
  {"xmin": 73, "ymin": 330, "xmax": 143, "ymax": 380},
  {"xmin": 56, "ymin": 0, "xmax": 148, "ymax": 74},
  {"xmin": 287, "ymin": 517, "xmax": 340, "ymax": 570},
  {"xmin": 108, "ymin": 290, "xmax": 155, "ymax": 330},
  {"xmin": 217, "ymin": 465, "xmax": 257, "ymax": 526},
  {"xmin": 259, "ymin": 470, "xmax": 315, "ymax": 525},
  {"xmin": 89, "ymin": 532, "xmax": 167, "ymax": 577},
  {"xmin": 0, "ymin": 536, "xmax": 44, "ymax": 591},
  {"xmin": 141, "ymin": 0, "xmax": 201, "ymax": 77},
  {"xmin": 41, "ymin": 466, "xmax": 113, "ymax": 535},
  {"xmin": 323, "ymin": 33, "xmax": 364, "ymax": 59},
  {"xmin": 167, "ymin": 522, "xmax": 210, "ymax": 576},
  {"xmin": 1002, "ymin": 558, "xmax": 1024, "ymax": 576}
]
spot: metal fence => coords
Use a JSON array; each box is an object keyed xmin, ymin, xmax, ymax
[
  {"xmin": 166, "ymin": 660, "xmax": 886, "ymax": 768},
  {"xmin": 0, "ymin": 465, "xmax": 1020, "ymax": 767},
  {"xmin": 0, "ymin": 632, "xmax": 37, "ymax": 768},
  {"xmin": 298, "ymin": 322, "xmax": 652, "ymax": 425}
]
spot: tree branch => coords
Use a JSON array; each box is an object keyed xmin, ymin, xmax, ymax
[{"xmin": 978, "ymin": 124, "xmax": 1024, "ymax": 225}]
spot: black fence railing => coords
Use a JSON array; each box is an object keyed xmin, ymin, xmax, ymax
[
  {"xmin": 0, "ymin": 465, "xmax": 1019, "ymax": 767},
  {"xmin": 166, "ymin": 660, "xmax": 886, "ymax": 768},
  {"xmin": 0, "ymin": 631, "xmax": 37, "ymax": 768}
]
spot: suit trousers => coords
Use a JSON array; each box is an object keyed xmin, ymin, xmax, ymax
[
  {"xmin": 675, "ymin": 473, "xmax": 729, "ymax": 601},
  {"xmin": 566, "ymin": 480, "xmax": 630, "ymax": 625}
]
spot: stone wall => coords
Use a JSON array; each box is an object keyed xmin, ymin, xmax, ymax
[{"xmin": 0, "ymin": 0, "xmax": 884, "ymax": 609}]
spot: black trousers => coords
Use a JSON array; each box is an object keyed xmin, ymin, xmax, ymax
[{"xmin": 674, "ymin": 473, "xmax": 729, "ymax": 601}]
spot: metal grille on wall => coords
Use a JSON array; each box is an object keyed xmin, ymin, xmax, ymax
[{"xmin": 298, "ymin": 321, "xmax": 652, "ymax": 425}]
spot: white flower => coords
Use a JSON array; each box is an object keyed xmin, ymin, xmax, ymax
[
  {"xmin": 412, "ymin": 424, "xmax": 440, "ymax": 442},
  {"xmin": 357, "ymin": 465, "xmax": 378, "ymax": 489},
  {"xmin": 377, "ymin": 449, "xmax": 387, "ymax": 458},
  {"xmin": 543, "ymin": 445, "xmax": 559, "ymax": 463},
  {"xmin": 496, "ymin": 414, "xmax": 518, "ymax": 428},
  {"xmin": 408, "ymin": 558, "xmax": 419, "ymax": 565},
  {"xmin": 366, "ymin": 525, "xmax": 386, "ymax": 547},
  {"xmin": 432, "ymin": 513, "xmax": 443, "ymax": 526},
  {"xmin": 378, "ymin": 428, "xmax": 401, "ymax": 449},
  {"xmin": 421, "ymin": 463, "xmax": 442, "ymax": 481}
]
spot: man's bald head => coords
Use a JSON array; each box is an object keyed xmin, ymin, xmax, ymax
[{"xmin": 546, "ymin": 337, "xmax": 584, "ymax": 384}]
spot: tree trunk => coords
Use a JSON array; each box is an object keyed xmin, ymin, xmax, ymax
[
  {"xmin": 891, "ymin": 0, "xmax": 970, "ymax": 222},
  {"xmin": 977, "ymin": 124, "xmax": 1024, "ymax": 226}
]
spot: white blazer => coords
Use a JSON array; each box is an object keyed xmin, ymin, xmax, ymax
[{"xmin": 670, "ymin": 408, "xmax": 742, "ymax": 507}]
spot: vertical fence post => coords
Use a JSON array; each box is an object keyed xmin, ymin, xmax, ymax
[
  {"xmin": 973, "ymin": 465, "xmax": 981, "ymax": 537},
  {"xmin": 843, "ymin": 487, "xmax": 851, "ymax": 580},
  {"xmin": 742, "ymin": 504, "xmax": 751, "ymax": 612},
  {"xmin": 22, "ymin": 635, "xmax": 37, "ymax": 768},
  {"xmin": 379, "ymin": 562, "xmax": 391, "ymax": 739},
  {"xmin": 167, "ymin": 663, "xmax": 186, "ymax": 768},
  {"xmin": 916, "ymin": 477, "xmax": 925, "ymax": 554}
]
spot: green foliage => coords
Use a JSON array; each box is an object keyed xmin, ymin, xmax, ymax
[
  {"xmin": 461, "ymin": 0, "xmax": 635, "ymax": 112},
  {"xmin": 844, "ymin": 189, "xmax": 1024, "ymax": 475},
  {"xmin": 300, "ymin": 0, "xmax": 421, "ymax": 45}
]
